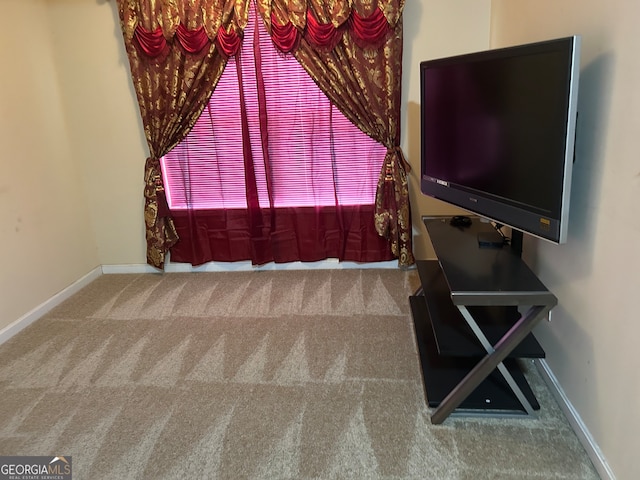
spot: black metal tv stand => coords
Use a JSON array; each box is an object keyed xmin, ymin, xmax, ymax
[{"xmin": 410, "ymin": 216, "xmax": 557, "ymax": 424}]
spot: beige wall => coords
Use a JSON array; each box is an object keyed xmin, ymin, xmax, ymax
[
  {"xmin": 402, "ymin": 0, "xmax": 492, "ymax": 260},
  {"xmin": 46, "ymin": 0, "xmax": 149, "ymax": 265},
  {"xmin": 2, "ymin": 0, "xmax": 631, "ymax": 476},
  {"xmin": 491, "ymin": 2, "xmax": 639, "ymax": 479},
  {"xmin": 0, "ymin": 0, "xmax": 98, "ymax": 328}
]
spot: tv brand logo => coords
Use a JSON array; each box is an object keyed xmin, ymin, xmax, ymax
[{"xmin": 0, "ymin": 456, "xmax": 72, "ymax": 480}]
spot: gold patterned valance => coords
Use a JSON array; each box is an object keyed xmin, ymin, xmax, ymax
[
  {"xmin": 118, "ymin": 0, "xmax": 248, "ymax": 57},
  {"xmin": 119, "ymin": 0, "xmax": 250, "ymax": 40},
  {"xmin": 257, "ymin": 0, "xmax": 405, "ymax": 31},
  {"xmin": 118, "ymin": 0, "xmax": 405, "ymax": 57}
]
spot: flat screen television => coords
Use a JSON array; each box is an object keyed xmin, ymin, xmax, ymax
[{"xmin": 420, "ymin": 35, "xmax": 581, "ymax": 245}]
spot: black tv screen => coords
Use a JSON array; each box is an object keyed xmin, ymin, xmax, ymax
[{"xmin": 420, "ymin": 36, "xmax": 581, "ymax": 243}]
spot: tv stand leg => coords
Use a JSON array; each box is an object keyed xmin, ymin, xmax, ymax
[
  {"xmin": 430, "ymin": 304, "xmax": 551, "ymax": 424},
  {"xmin": 458, "ymin": 306, "xmax": 536, "ymax": 416}
]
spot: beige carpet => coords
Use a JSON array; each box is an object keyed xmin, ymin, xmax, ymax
[{"xmin": 0, "ymin": 269, "xmax": 599, "ymax": 479}]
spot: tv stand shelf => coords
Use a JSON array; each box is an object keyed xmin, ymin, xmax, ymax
[{"xmin": 410, "ymin": 216, "xmax": 557, "ymax": 424}]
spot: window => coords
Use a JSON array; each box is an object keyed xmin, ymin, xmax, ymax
[{"xmin": 160, "ymin": 2, "xmax": 387, "ymax": 211}]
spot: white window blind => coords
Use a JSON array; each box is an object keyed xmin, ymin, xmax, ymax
[{"xmin": 161, "ymin": 4, "xmax": 387, "ymax": 210}]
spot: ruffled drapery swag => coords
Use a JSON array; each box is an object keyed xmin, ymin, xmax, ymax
[{"xmin": 116, "ymin": 0, "xmax": 414, "ymax": 269}]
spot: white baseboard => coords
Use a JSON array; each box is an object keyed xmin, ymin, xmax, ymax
[
  {"xmin": 0, "ymin": 266, "xmax": 102, "ymax": 346},
  {"xmin": 535, "ymin": 359, "xmax": 615, "ymax": 480},
  {"xmin": 101, "ymin": 264, "xmax": 163, "ymax": 274},
  {"xmin": 101, "ymin": 259, "xmax": 403, "ymax": 274}
]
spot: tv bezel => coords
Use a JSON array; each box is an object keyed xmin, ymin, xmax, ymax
[{"xmin": 419, "ymin": 35, "xmax": 581, "ymax": 244}]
